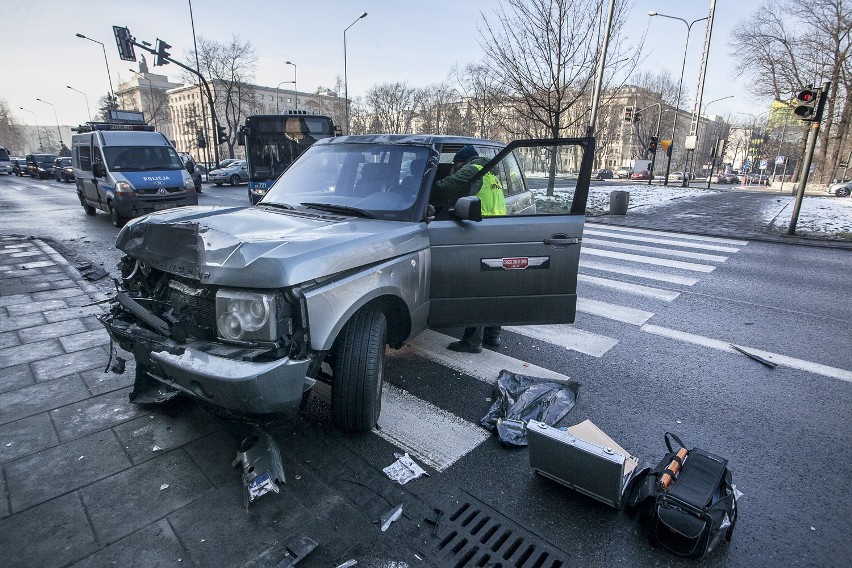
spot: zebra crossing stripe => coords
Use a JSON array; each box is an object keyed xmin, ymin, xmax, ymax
[
  {"xmin": 581, "ymin": 247, "xmax": 716, "ymax": 272},
  {"xmin": 583, "ymin": 238, "xmax": 729, "ymax": 262},
  {"xmin": 580, "ymin": 259, "xmax": 700, "ymax": 286},
  {"xmin": 577, "ymin": 298, "xmax": 655, "ymax": 325},
  {"xmin": 578, "ymin": 274, "xmax": 680, "ymax": 301},
  {"xmin": 504, "ymin": 324, "xmax": 618, "ymax": 357},
  {"xmin": 585, "ymin": 223, "xmax": 749, "ymax": 246},
  {"xmin": 584, "ymin": 228, "xmax": 741, "ymax": 253},
  {"xmin": 376, "ymin": 384, "xmax": 490, "ymax": 472}
]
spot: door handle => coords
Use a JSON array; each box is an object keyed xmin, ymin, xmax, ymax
[{"xmin": 544, "ymin": 236, "xmax": 579, "ymax": 246}]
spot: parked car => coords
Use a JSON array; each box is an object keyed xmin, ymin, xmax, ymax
[
  {"xmin": 11, "ymin": 158, "xmax": 27, "ymax": 176},
  {"xmin": 614, "ymin": 166, "xmax": 632, "ymax": 179},
  {"xmin": 209, "ymin": 159, "xmax": 248, "ymax": 186},
  {"xmin": 99, "ymin": 134, "xmax": 592, "ymax": 432},
  {"xmin": 25, "ymin": 154, "xmax": 57, "ymax": 179},
  {"xmin": 724, "ymin": 173, "xmax": 740, "ymax": 184},
  {"xmin": 630, "ymin": 170, "xmax": 652, "ymax": 181},
  {"xmin": 178, "ymin": 152, "xmax": 203, "ymax": 193},
  {"xmin": 53, "ymin": 156, "xmax": 75, "ymax": 182},
  {"xmin": 667, "ymin": 172, "xmax": 691, "ymax": 182},
  {"xmin": 591, "ymin": 168, "xmax": 613, "ymax": 180},
  {"xmin": 827, "ymin": 180, "xmax": 851, "ymax": 197},
  {"xmin": 746, "ymin": 174, "xmax": 770, "ymax": 186}
]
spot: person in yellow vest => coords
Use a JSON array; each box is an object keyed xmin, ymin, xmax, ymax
[{"xmin": 432, "ymin": 145, "xmax": 506, "ymax": 353}]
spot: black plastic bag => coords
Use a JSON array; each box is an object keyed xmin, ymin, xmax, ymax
[{"xmin": 480, "ymin": 370, "xmax": 580, "ymax": 446}]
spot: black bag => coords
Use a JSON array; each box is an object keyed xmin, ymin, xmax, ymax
[{"xmin": 627, "ymin": 433, "xmax": 738, "ymax": 559}]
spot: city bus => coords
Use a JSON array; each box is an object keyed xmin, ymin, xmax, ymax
[{"xmin": 239, "ymin": 110, "xmax": 340, "ymax": 204}]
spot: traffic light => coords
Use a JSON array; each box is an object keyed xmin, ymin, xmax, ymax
[
  {"xmin": 648, "ymin": 136, "xmax": 658, "ymax": 154},
  {"xmin": 113, "ymin": 26, "xmax": 136, "ymax": 62},
  {"xmin": 660, "ymin": 139, "xmax": 673, "ymax": 157},
  {"xmin": 794, "ymin": 87, "xmax": 819, "ymax": 120},
  {"xmin": 217, "ymin": 125, "xmax": 228, "ymax": 144},
  {"xmin": 196, "ymin": 130, "xmax": 207, "ymax": 149},
  {"xmin": 154, "ymin": 38, "xmax": 172, "ymax": 66},
  {"xmin": 633, "ymin": 111, "xmax": 642, "ymax": 123},
  {"xmin": 623, "ymin": 106, "xmax": 633, "ymax": 122}
]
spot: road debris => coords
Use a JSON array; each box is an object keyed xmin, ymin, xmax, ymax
[
  {"xmin": 379, "ymin": 504, "xmax": 404, "ymax": 531},
  {"xmin": 730, "ymin": 344, "xmax": 777, "ymax": 368},
  {"xmin": 232, "ymin": 428, "xmax": 286, "ymax": 509},
  {"xmin": 160, "ymin": 484, "xmax": 169, "ymax": 490},
  {"xmin": 383, "ymin": 453, "xmax": 427, "ymax": 485},
  {"xmin": 335, "ymin": 560, "xmax": 358, "ymax": 568}
]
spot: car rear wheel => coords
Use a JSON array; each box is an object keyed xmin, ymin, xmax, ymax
[
  {"xmin": 229, "ymin": 174, "xmax": 240, "ymax": 186},
  {"xmin": 214, "ymin": 182, "xmax": 223, "ymax": 186},
  {"xmin": 79, "ymin": 194, "xmax": 96, "ymax": 216},
  {"xmin": 109, "ymin": 202, "xmax": 126, "ymax": 228},
  {"xmin": 330, "ymin": 307, "xmax": 387, "ymax": 432}
]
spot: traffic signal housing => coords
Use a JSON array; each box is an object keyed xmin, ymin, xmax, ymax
[
  {"xmin": 648, "ymin": 136, "xmax": 658, "ymax": 154},
  {"xmin": 660, "ymin": 139, "xmax": 673, "ymax": 157},
  {"xmin": 196, "ymin": 130, "xmax": 207, "ymax": 149},
  {"xmin": 633, "ymin": 111, "xmax": 642, "ymax": 124},
  {"xmin": 217, "ymin": 125, "xmax": 228, "ymax": 144},
  {"xmin": 794, "ymin": 87, "xmax": 819, "ymax": 120},
  {"xmin": 623, "ymin": 106, "xmax": 633, "ymax": 122},
  {"xmin": 113, "ymin": 26, "xmax": 136, "ymax": 62},
  {"xmin": 154, "ymin": 38, "xmax": 172, "ymax": 66}
]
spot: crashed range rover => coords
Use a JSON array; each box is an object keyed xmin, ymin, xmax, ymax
[{"xmin": 102, "ymin": 135, "xmax": 593, "ymax": 432}]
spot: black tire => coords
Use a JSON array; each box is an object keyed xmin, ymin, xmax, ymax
[
  {"xmin": 214, "ymin": 182, "xmax": 223, "ymax": 187},
  {"xmin": 229, "ymin": 174, "xmax": 240, "ymax": 186},
  {"xmin": 54, "ymin": 171, "xmax": 61, "ymax": 182},
  {"xmin": 79, "ymin": 194, "xmax": 96, "ymax": 216},
  {"xmin": 837, "ymin": 186, "xmax": 851, "ymax": 198},
  {"xmin": 109, "ymin": 202, "xmax": 126, "ymax": 228},
  {"xmin": 330, "ymin": 308, "xmax": 387, "ymax": 432}
]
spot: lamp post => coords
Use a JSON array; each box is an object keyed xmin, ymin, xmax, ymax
[
  {"xmin": 648, "ymin": 11, "xmax": 708, "ymax": 186},
  {"xmin": 276, "ymin": 81, "xmax": 296, "ymax": 113},
  {"xmin": 19, "ymin": 107, "xmax": 43, "ymax": 152},
  {"xmin": 344, "ymin": 11, "xmax": 368, "ymax": 135},
  {"xmin": 129, "ymin": 68, "xmax": 156, "ymax": 129},
  {"xmin": 75, "ymin": 33, "xmax": 116, "ymax": 107},
  {"xmin": 285, "ymin": 61, "xmax": 297, "ymax": 109},
  {"xmin": 35, "ymin": 98, "xmax": 63, "ymax": 147},
  {"xmin": 694, "ymin": 95, "xmax": 732, "ymax": 180},
  {"xmin": 66, "ymin": 86, "xmax": 92, "ymax": 122}
]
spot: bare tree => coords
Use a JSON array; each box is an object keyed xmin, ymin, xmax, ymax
[
  {"xmin": 0, "ymin": 100, "xmax": 26, "ymax": 155},
  {"xmin": 450, "ymin": 63, "xmax": 508, "ymax": 140},
  {"xmin": 365, "ymin": 82, "xmax": 417, "ymax": 133},
  {"xmin": 95, "ymin": 92, "xmax": 119, "ymax": 122},
  {"xmin": 413, "ymin": 83, "xmax": 459, "ymax": 135}
]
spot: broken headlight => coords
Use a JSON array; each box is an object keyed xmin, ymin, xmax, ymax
[{"xmin": 216, "ymin": 289, "xmax": 278, "ymax": 342}]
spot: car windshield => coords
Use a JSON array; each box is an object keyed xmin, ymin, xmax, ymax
[
  {"xmin": 262, "ymin": 143, "xmax": 430, "ymax": 220},
  {"xmin": 35, "ymin": 155, "xmax": 56, "ymax": 164},
  {"xmin": 60, "ymin": 157, "xmax": 72, "ymax": 166},
  {"xmin": 104, "ymin": 146, "xmax": 183, "ymax": 171}
]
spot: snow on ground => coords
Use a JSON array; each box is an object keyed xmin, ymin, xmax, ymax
[
  {"xmin": 531, "ymin": 182, "xmax": 714, "ymax": 215},
  {"xmin": 762, "ymin": 195, "xmax": 852, "ymax": 238}
]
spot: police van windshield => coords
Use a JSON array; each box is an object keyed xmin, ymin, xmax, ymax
[
  {"xmin": 0, "ymin": 147, "xmax": 9, "ymax": 161},
  {"xmin": 104, "ymin": 146, "xmax": 183, "ymax": 172}
]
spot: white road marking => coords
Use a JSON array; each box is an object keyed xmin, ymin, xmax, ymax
[
  {"xmin": 579, "ymin": 259, "xmax": 700, "ymax": 286},
  {"xmin": 583, "ymin": 238, "xmax": 729, "ymax": 262},
  {"xmin": 641, "ymin": 324, "xmax": 852, "ymax": 383},
  {"xmin": 576, "ymin": 298, "xmax": 655, "ymax": 325},
  {"xmin": 375, "ymin": 384, "xmax": 490, "ymax": 472},
  {"xmin": 505, "ymin": 324, "xmax": 618, "ymax": 357},
  {"xmin": 578, "ymin": 274, "xmax": 680, "ymax": 301},
  {"xmin": 388, "ymin": 329, "xmax": 573, "ymax": 384},
  {"xmin": 581, "ymin": 247, "xmax": 716, "ymax": 272},
  {"xmin": 585, "ymin": 223, "xmax": 749, "ymax": 246},
  {"xmin": 583, "ymin": 228, "xmax": 741, "ymax": 253}
]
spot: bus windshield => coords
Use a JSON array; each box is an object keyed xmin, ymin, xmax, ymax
[{"xmin": 245, "ymin": 115, "xmax": 334, "ymax": 182}]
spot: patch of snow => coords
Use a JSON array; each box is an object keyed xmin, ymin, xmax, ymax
[
  {"xmin": 531, "ymin": 183, "xmax": 715, "ymax": 216},
  {"xmin": 762, "ymin": 196, "xmax": 852, "ymax": 238}
]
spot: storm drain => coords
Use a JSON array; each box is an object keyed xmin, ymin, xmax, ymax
[{"xmin": 433, "ymin": 495, "xmax": 569, "ymax": 568}]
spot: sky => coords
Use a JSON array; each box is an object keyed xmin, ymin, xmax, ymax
[{"xmin": 3, "ymin": 0, "xmax": 770, "ymax": 129}]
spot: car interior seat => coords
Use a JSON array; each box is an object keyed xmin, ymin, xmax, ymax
[{"xmin": 354, "ymin": 163, "xmax": 392, "ymax": 196}]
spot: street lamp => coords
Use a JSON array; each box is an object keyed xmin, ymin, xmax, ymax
[
  {"xmin": 285, "ymin": 61, "xmax": 297, "ymax": 109},
  {"xmin": 75, "ymin": 33, "xmax": 116, "ymax": 106},
  {"xmin": 648, "ymin": 11, "xmax": 708, "ymax": 186},
  {"xmin": 35, "ymin": 98, "xmax": 63, "ymax": 147},
  {"xmin": 129, "ymin": 68, "xmax": 156, "ymax": 129},
  {"xmin": 66, "ymin": 86, "xmax": 92, "ymax": 123},
  {"xmin": 344, "ymin": 11, "xmax": 368, "ymax": 134},
  {"xmin": 19, "ymin": 107, "xmax": 43, "ymax": 152},
  {"xmin": 276, "ymin": 81, "xmax": 296, "ymax": 113}
]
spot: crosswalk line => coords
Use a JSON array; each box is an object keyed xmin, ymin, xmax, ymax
[
  {"xmin": 578, "ymin": 274, "xmax": 680, "ymax": 301},
  {"xmin": 576, "ymin": 297, "xmax": 654, "ymax": 325},
  {"xmin": 581, "ymin": 247, "xmax": 716, "ymax": 272},
  {"xmin": 505, "ymin": 324, "xmax": 618, "ymax": 357},
  {"xmin": 585, "ymin": 223, "xmax": 749, "ymax": 246},
  {"xmin": 584, "ymin": 228, "xmax": 741, "ymax": 253},
  {"xmin": 376, "ymin": 384, "xmax": 490, "ymax": 472},
  {"xmin": 580, "ymin": 259, "xmax": 700, "ymax": 286},
  {"xmin": 583, "ymin": 238, "xmax": 728, "ymax": 262}
]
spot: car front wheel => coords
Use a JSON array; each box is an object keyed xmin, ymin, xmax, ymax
[
  {"xmin": 109, "ymin": 202, "xmax": 126, "ymax": 228},
  {"xmin": 837, "ymin": 186, "xmax": 851, "ymax": 198},
  {"xmin": 330, "ymin": 307, "xmax": 387, "ymax": 432},
  {"xmin": 229, "ymin": 174, "xmax": 240, "ymax": 186}
]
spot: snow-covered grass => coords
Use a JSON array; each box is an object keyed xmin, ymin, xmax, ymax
[
  {"xmin": 762, "ymin": 195, "xmax": 852, "ymax": 239},
  {"xmin": 531, "ymin": 183, "xmax": 715, "ymax": 215}
]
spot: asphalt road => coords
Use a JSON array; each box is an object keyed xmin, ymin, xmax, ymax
[{"xmin": 1, "ymin": 172, "xmax": 850, "ymax": 567}]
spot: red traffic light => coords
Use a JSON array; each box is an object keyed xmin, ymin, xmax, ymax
[{"xmin": 797, "ymin": 90, "xmax": 816, "ymax": 103}]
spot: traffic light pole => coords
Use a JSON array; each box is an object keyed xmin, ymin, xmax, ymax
[
  {"xmin": 637, "ymin": 103, "xmax": 663, "ymax": 186},
  {"xmin": 788, "ymin": 81, "xmax": 830, "ymax": 236}
]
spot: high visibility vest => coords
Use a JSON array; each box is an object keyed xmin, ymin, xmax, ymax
[{"xmin": 472, "ymin": 164, "xmax": 507, "ymax": 216}]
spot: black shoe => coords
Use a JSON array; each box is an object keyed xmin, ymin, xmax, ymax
[
  {"xmin": 483, "ymin": 337, "xmax": 501, "ymax": 347},
  {"xmin": 447, "ymin": 341, "xmax": 483, "ymax": 354}
]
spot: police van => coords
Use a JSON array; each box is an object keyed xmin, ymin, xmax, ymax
[{"xmin": 72, "ymin": 122, "xmax": 198, "ymax": 227}]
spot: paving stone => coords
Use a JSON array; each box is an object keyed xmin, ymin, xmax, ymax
[
  {"xmin": 80, "ymin": 315, "xmax": 104, "ymax": 331},
  {"xmin": 51, "ymin": 387, "xmax": 147, "ymax": 443},
  {"xmin": 0, "ymin": 493, "xmax": 98, "ymax": 568},
  {"xmin": 81, "ymin": 450, "xmax": 214, "ymax": 544},
  {"xmin": 0, "ymin": 311, "xmax": 47, "ymax": 333},
  {"xmin": 43, "ymin": 265, "xmax": 65, "ymax": 274},
  {"xmin": 0, "ymin": 363, "xmax": 36, "ymax": 393},
  {"xmin": 31, "ymin": 345, "xmax": 109, "ymax": 382},
  {"xmin": 20, "ymin": 272, "xmax": 72, "ymax": 285},
  {"xmin": 59, "ymin": 329, "xmax": 110, "ymax": 353},
  {"xmin": 0, "ymin": 268, "xmax": 41, "ymax": 281},
  {"xmin": 68, "ymin": 519, "xmax": 188, "ymax": 568},
  {"xmin": 183, "ymin": 429, "xmax": 241, "ymax": 488},
  {"xmin": 6, "ymin": 299, "xmax": 69, "ymax": 317},
  {"xmin": 0, "ymin": 413, "xmax": 58, "ymax": 464},
  {"xmin": 0, "ymin": 374, "xmax": 90, "ymax": 425},
  {"xmin": 43, "ymin": 304, "xmax": 106, "ymax": 323},
  {"xmin": 32, "ymin": 287, "xmax": 86, "ymax": 301},
  {"xmin": 0, "ymin": 338, "xmax": 64, "ymax": 369},
  {"xmin": 112, "ymin": 402, "xmax": 220, "ymax": 465},
  {"xmin": 9, "ymin": 250, "xmax": 44, "ymax": 258},
  {"xmin": 17, "ymin": 260, "xmax": 55, "ymax": 269},
  {"xmin": 0, "ymin": 330, "xmax": 20, "ymax": 349},
  {"xmin": 0, "ymin": 292, "xmax": 32, "ymax": 307},
  {"xmin": 5, "ymin": 430, "xmax": 132, "ymax": 512},
  {"xmin": 17, "ymin": 319, "xmax": 88, "ymax": 344},
  {"xmin": 80, "ymin": 363, "xmax": 136, "ymax": 397}
]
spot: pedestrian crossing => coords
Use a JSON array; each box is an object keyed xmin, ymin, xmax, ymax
[{"xmin": 339, "ymin": 223, "xmax": 755, "ymax": 472}]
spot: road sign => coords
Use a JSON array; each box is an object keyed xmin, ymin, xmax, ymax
[
  {"xmin": 775, "ymin": 155, "xmax": 785, "ymax": 165},
  {"xmin": 759, "ymin": 160, "xmax": 767, "ymax": 170},
  {"xmin": 684, "ymin": 135, "xmax": 697, "ymax": 150}
]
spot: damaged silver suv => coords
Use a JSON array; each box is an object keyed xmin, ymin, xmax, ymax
[{"xmin": 102, "ymin": 135, "xmax": 593, "ymax": 432}]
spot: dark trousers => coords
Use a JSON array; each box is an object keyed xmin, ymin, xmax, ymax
[{"xmin": 462, "ymin": 326, "xmax": 501, "ymax": 348}]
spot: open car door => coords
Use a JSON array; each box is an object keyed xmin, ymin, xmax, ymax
[{"xmin": 427, "ymin": 137, "xmax": 593, "ymax": 328}]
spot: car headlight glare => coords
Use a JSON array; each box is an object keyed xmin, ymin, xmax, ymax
[
  {"xmin": 184, "ymin": 177, "xmax": 196, "ymax": 191},
  {"xmin": 216, "ymin": 290, "xmax": 277, "ymax": 342},
  {"xmin": 115, "ymin": 181, "xmax": 134, "ymax": 194}
]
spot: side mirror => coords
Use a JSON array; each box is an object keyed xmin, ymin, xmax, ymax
[
  {"xmin": 93, "ymin": 162, "xmax": 106, "ymax": 178},
  {"xmin": 185, "ymin": 162, "xmax": 194, "ymax": 174},
  {"xmin": 451, "ymin": 196, "xmax": 482, "ymax": 222}
]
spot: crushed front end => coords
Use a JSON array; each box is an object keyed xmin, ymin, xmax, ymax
[{"xmin": 101, "ymin": 255, "xmax": 314, "ymax": 415}]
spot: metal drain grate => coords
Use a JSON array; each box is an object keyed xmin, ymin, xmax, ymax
[{"xmin": 434, "ymin": 495, "xmax": 569, "ymax": 568}]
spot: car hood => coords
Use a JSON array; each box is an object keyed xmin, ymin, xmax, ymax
[{"xmin": 115, "ymin": 205, "xmax": 427, "ymax": 288}]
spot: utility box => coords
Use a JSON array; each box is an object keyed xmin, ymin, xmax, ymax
[{"xmin": 609, "ymin": 190, "xmax": 629, "ymax": 215}]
